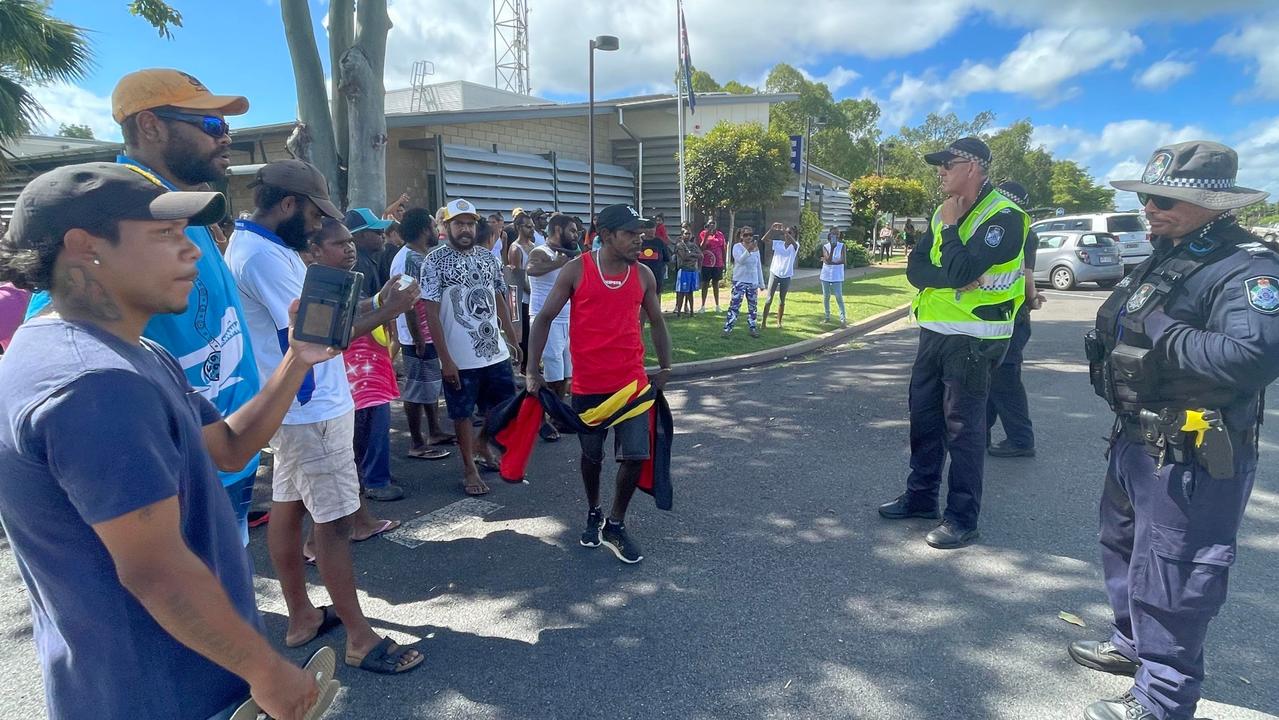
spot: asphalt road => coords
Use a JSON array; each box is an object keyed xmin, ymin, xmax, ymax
[{"xmin": 1, "ymin": 288, "xmax": 1277, "ymax": 720}]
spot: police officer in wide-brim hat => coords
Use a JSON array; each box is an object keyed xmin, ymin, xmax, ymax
[
  {"xmin": 877, "ymin": 137, "xmax": 1031, "ymax": 549},
  {"xmin": 1072, "ymin": 141, "xmax": 1279, "ymax": 720}
]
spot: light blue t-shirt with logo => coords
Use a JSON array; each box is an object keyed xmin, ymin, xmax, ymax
[{"xmin": 23, "ymin": 156, "xmax": 261, "ymax": 487}]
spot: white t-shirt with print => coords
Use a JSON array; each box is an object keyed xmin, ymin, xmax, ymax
[
  {"xmin": 225, "ymin": 224, "xmax": 354, "ymax": 425},
  {"xmin": 421, "ymin": 244, "xmax": 511, "ymax": 370},
  {"xmin": 770, "ymin": 240, "xmax": 798, "ymax": 279}
]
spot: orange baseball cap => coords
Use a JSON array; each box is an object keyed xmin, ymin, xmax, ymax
[{"xmin": 111, "ymin": 68, "xmax": 249, "ymax": 123}]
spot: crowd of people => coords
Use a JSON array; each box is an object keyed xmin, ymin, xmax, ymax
[{"xmin": 0, "ymin": 65, "xmax": 1275, "ymax": 720}]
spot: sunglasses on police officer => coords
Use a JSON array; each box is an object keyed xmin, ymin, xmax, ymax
[
  {"xmin": 151, "ymin": 109, "xmax": 231, "ymax": 139},
  {"xmin": 1137, "ymin": 193, "xmax": 1178, "ymax": 211}
]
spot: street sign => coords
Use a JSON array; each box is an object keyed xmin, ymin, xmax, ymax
[
  {"xmin": 790, "ymin": 135, "xmax": 802, "ymax": 173},
  {"xmin": 1055, "ymin": 207, "xmax": 1066, "ymax": 216}
]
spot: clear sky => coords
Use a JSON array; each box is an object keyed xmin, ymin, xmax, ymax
[{"xmin": 31, "ymin": 0, "xmax": 1279, "ymax": 199}]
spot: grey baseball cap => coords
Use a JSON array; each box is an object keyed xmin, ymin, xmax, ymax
[
  {"xmin": 248, "ymin": 159, "xmax": 342, "ymax": 219},
  {"xmin": 4, "ymin": 162, "xmax": 225, "ymax": 251}
]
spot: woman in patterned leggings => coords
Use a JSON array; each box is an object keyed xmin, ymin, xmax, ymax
[{"xmin": 722, "ymin": 226, "xmax": 764, "ymax": 338}]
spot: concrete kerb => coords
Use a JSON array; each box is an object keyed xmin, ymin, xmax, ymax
[{"xmin": 651, "ymin": 302, "xmax": 912, "ymax": 379}]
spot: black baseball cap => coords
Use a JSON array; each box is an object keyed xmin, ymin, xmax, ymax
[
  {"xmin": 925, "ymin": 137, "xmax": 992, "ymax": 168},
  {"xmin": 997, "ymin": 181, "xmax": 1030, "ymax": 208},
  {"xmin": 4, "ymin": 162, "xmax": 225, "ymax": 251},
  {"xmin": 597, "ymin": 204, "xmax": 653, "ymax": 232},
  {"xmin": 248, "ymin": 159, "xmax": 342, "ymax": 219}
]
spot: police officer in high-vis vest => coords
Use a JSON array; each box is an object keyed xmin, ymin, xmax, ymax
[
  {"xmin": 879, "ymin": 137, "xmax": 1028, "ymax": 549},
  {"xmin": 1070, "ymin": 141, "xmax": 1279, "ymax": 720}
]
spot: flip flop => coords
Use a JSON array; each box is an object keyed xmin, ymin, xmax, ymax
[
  {"xmin": 429, "ymin": 434, "xmax": 457, "ymax": 445},
  {"xmin": 231, "ymin": 647, "xmax": 340, "ymax": 720},
  {"xmin": 352, "ymin": 519, "xmax": 401, "ymax": 542},
  {"xmin": 346, "ymin": 636, "xmax": 425, "ymax": 675},
  {"xmin": 407, "ymin": 447, "xmax": 451, "ymax": 460},
  {"xmin": 285, "ymin": 605, "xmax": 343, "ymax": 648},
  {"xmin": 474, "ymin": 457, "xmax": 500, "ymax": 473},
  {"xmin": 539, "ymin": 421, "xmax": 561, "ymax": 443}
]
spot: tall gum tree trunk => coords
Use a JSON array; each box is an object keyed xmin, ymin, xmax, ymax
[
  {"xmin": 342, "ymin": 0, "xmax": 390, "ymax": 212},
  {"xmin": 329, "ymin": 0, "xmax": 354, "ymax": 206},
  {"xmin": 280, "ymin": 0, "xmax": 340, "ymax": 199}
]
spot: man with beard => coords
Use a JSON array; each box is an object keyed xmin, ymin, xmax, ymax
[
  {"xmin": 422, "ymin": 199, "xmax": 522, "ymax": 497},
  {"xmin": 24, "ymin": 69, "xmax": 264, "ymax": 544},
  {"xmin": 880, "ymin": 137, "xmax": 1028, "ymax": 549},
  {"xmin": 526, "ymin": 204, "xmax": 673, "ymax": 564},
  {"xmin": 525, "ymin": 213, "xmax": 582, "ymax": 441},
  {"xmin": 226, "ymin": 160, "xmax": 425, "ymax": 675}
]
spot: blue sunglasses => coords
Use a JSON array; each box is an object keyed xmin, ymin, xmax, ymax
[{"xmin": 151, "ymin": 109, "xmax": 231, "ymax": 138}]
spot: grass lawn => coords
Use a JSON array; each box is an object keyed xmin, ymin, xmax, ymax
[{"xmin": 644, "ymin": 269, "xmax": 914, "ymax": 365}]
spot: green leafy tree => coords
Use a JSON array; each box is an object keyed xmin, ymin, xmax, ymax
[
  {"xmin": 763, "ymin": 63, "xmax": 882, "ymax": 182},
  {"xmin": 684, "ymin": 121, "xmax": 792, "ymax": 243},
  {"xmin": 0, "ymin": 0, "xmax": 91, "ymax": 143},
  {"xmin": 56, "ymin": 122, "xmax": 94, "ymax": 139},
  {"xmin": 1050, "ymin": 160, "xmax": 1115, "ymax": 213},
  {"xmin": 0, "ymin": 0, "xmax": 180, "ymax": 146},
  {"xmin": 721, "ymin": 80, "xmax": 756, "ymax": 95},
  {"xmin": 849, "ymin": 175, "xmax": 930, "ymax": 244},
  {"xmin": 885, "ymin": 111, "xmax": 996, "ymax": 201},
  {"xmin": 984, "ymin": 120, "xmax": 1052, "ymax": 208},
  {"xmin": 798, "ymin": 205, "xmax": 824, "ymax": 264}
]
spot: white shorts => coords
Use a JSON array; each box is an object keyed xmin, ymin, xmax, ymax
[
  {"xmin": 269, "ymin": 410, "xmax": 361, "ymax": 524},
  {"xmin": 541, "ymin": 322, "xmax": 573, "ymax": 383}
]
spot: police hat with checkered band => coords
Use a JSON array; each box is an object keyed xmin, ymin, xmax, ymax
[
  {"xmin": 1111, "ymin": 141, "xmax": 1268, "ymax": 211},
  {"xmin": 924, "ymin": 137, "xmax": 991, "ymax": 170}
]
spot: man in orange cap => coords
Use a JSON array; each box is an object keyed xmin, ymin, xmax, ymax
[{"xmin": 24, "ymin": 69, "xmax": 266, "ymax": 545}]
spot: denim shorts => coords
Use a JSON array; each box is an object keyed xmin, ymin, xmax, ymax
[
  {"xmin": 442, "ymin": 361, "xmax": 518, "ymax": 421},
  {"xmin": 572, "ymin": 393, "xmax": 651, "ymax": 462}
]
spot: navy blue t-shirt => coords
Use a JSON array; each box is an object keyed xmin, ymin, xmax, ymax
[{"xmin": 0, "ymin": 318, "xmax": 258, "ymax": 719}]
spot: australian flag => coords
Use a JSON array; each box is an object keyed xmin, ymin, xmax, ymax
[{"xmin": 678, "ymin": 0, "xmax": 696, "ymax": 114}]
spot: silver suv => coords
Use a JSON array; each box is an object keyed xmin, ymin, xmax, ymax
[
  {"xmin": 1031, "ymin": 213, "xmax": 1150, "ymax": 271},
  {"xmin": 1032, "ymin": 231, "xmax": 1125, "ymax": 290}
]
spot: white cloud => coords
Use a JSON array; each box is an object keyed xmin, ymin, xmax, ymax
[
  {"xmin": 1233, "ymin": 116, "xmax": 1279, "ymax": 199},
  {"xmin": 1134, "ymin": 57, "xmax": 1195, "ymax": 90},
  {"xmin": 801, "ymin": 66, "xmax": 861, "ymax": 93},
  {"xmin": 1215, "ymin": 18, "xmax": 1279, "ymax": 99},
  {"xmin": 880, "ymin": 28, "xmax": 1142, "ymax": 125},
  {"xmin": 25, "ymin": 83, "xmax": 121, "ymax": 142}
]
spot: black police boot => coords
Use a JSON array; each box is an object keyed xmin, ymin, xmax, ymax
[
  {"xmin": 1084, "ymin": 692, "xmax": 1156, "ymax": 720},
  {"xmin": 988, "ymin": 440, "xmax": 1035, "ymax": 457},
  {"xmin": 877, "ymin": 493, "xmax": 940, "ymax": 520},
  {"xmin": 925, "ymin": 520, "xmax": 979, "ymax": 549},
  {"xmin": 1068, "ymin": 640, "xmax": 1139, "ymax": 677}
]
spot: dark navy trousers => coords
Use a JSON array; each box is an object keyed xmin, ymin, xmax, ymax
[
  {"xmin": 1100, "ymin": 434, "xmax": 1256, "ymax": 719},
  {"xmin": 986, "ymin": 311, "xmax": 1035, "ymax": 449},
  {"xmin": 353, "ymin": 402, "xmax": 392, "ymax": 490},
  {"xmin": 905, "ymin": 329, "xmax": 1004, "ymax": 530}
]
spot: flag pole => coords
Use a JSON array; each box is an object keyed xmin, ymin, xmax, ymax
[{"xmin": 676, "ymin": 0, "xmax": 688, "ymax": 227}]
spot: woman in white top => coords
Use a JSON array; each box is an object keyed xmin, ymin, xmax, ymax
[
  {"xmin": 721, "ymin": 226, "xmax": 764, "ymax": 338},
  {"xmin": 761, "ymin": 222, "xmax": 799, "ymax": 328},
  {"xmin": 820, "ymin": 233, "xmax": 847, "ymax": 325}
]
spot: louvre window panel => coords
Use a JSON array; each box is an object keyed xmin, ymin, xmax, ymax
[{"xmin": 439, "ymin": 143, "xmax": 633, "ymax": 218}]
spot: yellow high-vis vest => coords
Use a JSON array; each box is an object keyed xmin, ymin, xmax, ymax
[{"xmin": 911, "ymin": 190, "xmax": 1027, "ymax": 339}]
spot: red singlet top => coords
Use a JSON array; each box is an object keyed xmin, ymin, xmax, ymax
[{"xmin": 570, "ymin": 252, "xmax": 648, "ymax": 395}]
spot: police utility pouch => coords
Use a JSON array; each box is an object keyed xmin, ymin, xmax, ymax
[
  {"xmin": 294, "ymin": 265, "xmax": 363, "ymax": 350},
  {"xmin": 1107, "ymin": 343, "xmax": 1161, "ymax": 398}
]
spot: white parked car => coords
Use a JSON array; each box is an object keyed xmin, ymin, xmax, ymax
[
  {"xmin": 1031, "ymin": 213, "xmax": 1150, "ymax": 271},
  {"xmin": 1249, "ymin": 225, "xmax": 1278, "ymax": 242}
]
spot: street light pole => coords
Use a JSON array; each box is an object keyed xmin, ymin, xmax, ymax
[
  {"xmin": 588, "ymin": 35, "xmax": 619, "ymax": 224},
  {"xmin": 802, "ymin": 116, "xmax": 812, "ymax": 208}
]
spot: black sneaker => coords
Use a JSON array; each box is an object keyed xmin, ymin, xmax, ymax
[
  {"xmin": 601, "ymin": 520, "xmax": 644, "ymax": 564},
  {"xmin": 580, "ymin": 508, "xmax": 604, "ymax": 548}
]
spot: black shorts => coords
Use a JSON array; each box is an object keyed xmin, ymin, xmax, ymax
[
  {"xmin": 572, "ymin": 393, "xmax": 651, "ymax": 462},
  {"xmin": 442, "ymin": 361, "xmax": 517, "ymax": 421},
  {"xmin": 700, "ymin": 266, "xmax": 724, "ymax": 283}
]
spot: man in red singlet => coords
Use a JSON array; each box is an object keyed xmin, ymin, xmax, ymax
[{"xmin": 526, "ymin": 204, "xmax": 673, "ymax": 563}]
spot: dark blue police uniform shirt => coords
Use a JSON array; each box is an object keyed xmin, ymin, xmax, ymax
[
  {"xmin": 0, "ymin": 318, "xmax": 259, "ymax": 719},
  {"xmin": 1140, "ymin": 238, "xmax": 1279, "ymax": 435}
]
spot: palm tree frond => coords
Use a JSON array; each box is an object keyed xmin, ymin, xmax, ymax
[
  {"xmin": 0, "ymin": 0, "xmax": 93, "ymax": 83},
  {"xmin": 0, "ymin": 73, "xmax": 48, "ymax": 142}
]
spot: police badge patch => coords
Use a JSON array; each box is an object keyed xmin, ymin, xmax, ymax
[
  {"xmin": 1115, "ymin": 274, "xmax": 1133, "ymax": 289},
  {"xmin": 1245, "ymin": 276, "xmax": 1279, "ymax": 314},
  {"xmin": 984, "ymin": 226, "xmax": 1004, "ymax": 247},
  {"xmin": 1126, "ymin": 283, "xmax": 1156, "ymax": 313},
  {"xmin": 1142, "ymin": 151, "xmax": 1174, "ymax": 185}
]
